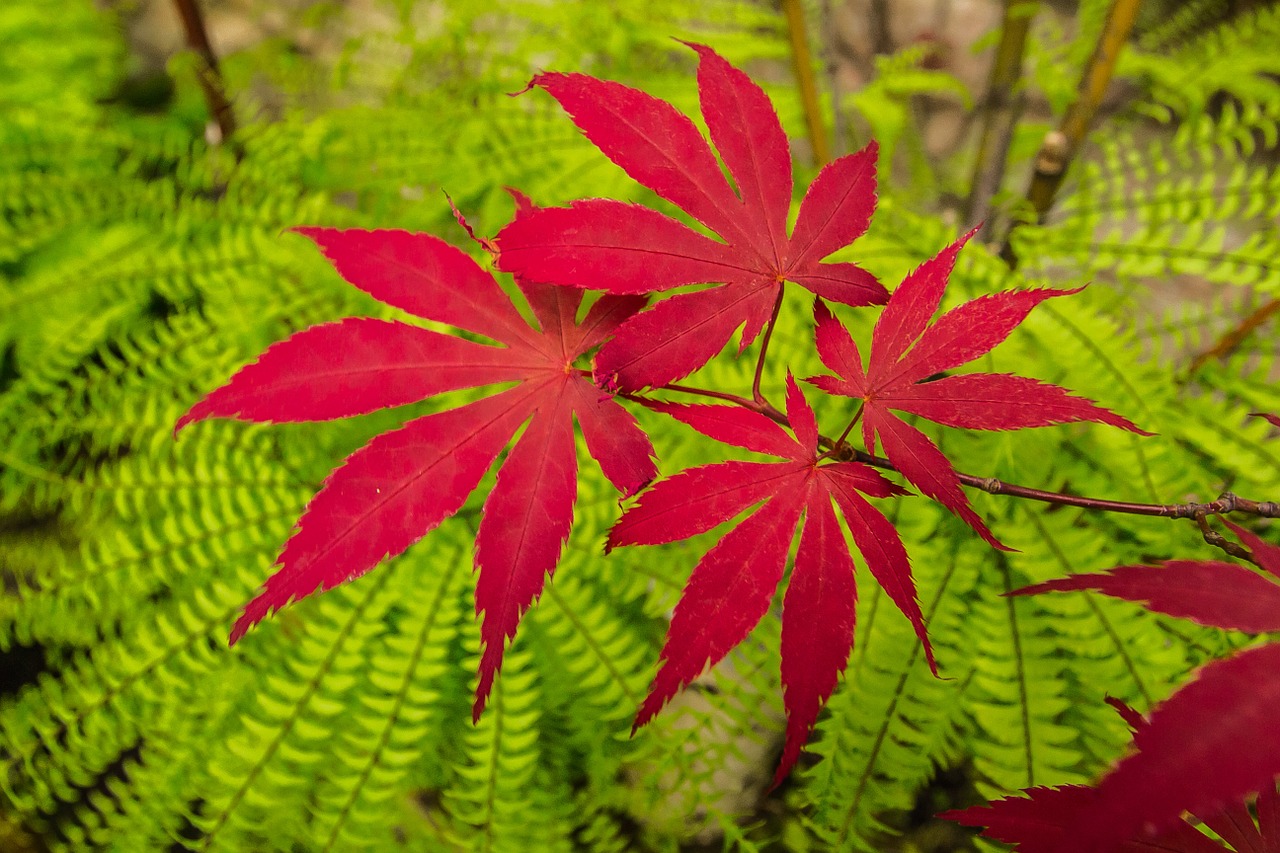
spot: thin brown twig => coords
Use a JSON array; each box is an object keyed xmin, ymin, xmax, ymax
[
  {"xmin": 751, "ymin": 293, "xmax": 785, "ymax": 406},
  {"xmin": 172, "ymin": 0, "xmax": 238, "ymax": 146},
  {"xmin": 1000, "ymin": 0, "xmax": 1143, "ymax": 266},
  {"xmin": 966, "ymin": 0, "xmax": 1040, "ymax": 235},
  {"xmin": 782, "ymin": 0, "xmax": 832, "ymax": 167},
  {"xmin": 642, "ymin": 379, "xmax": 1279, "ymax": 522}
]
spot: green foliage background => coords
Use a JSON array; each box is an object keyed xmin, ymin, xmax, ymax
[{"xmin": 1, "ymin": 1, "xmax": 1279, "ymax": 850}]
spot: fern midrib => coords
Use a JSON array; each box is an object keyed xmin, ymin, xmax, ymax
[
  {"xmin": 999, "ymin": 557, "xmax": 1036, "ymax": 788},
  {"xmin": 320, "ymin": 557, "xmax": 462, "ymax": 852},
  {"xmin": 836, "ymin": 543, "xmax": 962, "ymax": 844},
  {"xmin": 543, "ymin": 582, "xmax": 642, "ymax": 708},
  {"xmin": 3, "ymin": 594, "xmax": 246, "ymax": 780},
  {"xmin": 198, "ymin": 568, "xmax": 395, "ymax": 850},
  {"xmin": 30, "ymin": 506, "xmax": 299, "ymax": 599},
  {"xmin": 481, "ymin": 677, "xmax": 504, "ymax": 853},
  {"xmin": 1026, "ymin": 511, "xmax": 1153, "ymax": 707}
]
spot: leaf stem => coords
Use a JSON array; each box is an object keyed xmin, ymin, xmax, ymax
[
  {"xmin": 751, "ymin": 292, "xmax": 785, "ymax": 407},
  {"xmin": 172, "ymin": 0, "xmax": 238, "ymax": 149},
  {"xmin": 999, "ymin": 0, "xmax": 1142, "ymax": 265},
  {"xmin": 817, "ymin": 404, "xmax": 865, "ymax": 461},
  {"xmin": 782, "ymin": 0, "xmax": 832, "ymax": 167}
]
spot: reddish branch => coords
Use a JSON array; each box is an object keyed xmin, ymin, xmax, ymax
[
  {"xmin": 173, "ymin": 0, "xmax": 237, "ymax": 145},
  {"xmin": 657, "ymin": 380, "xmax": 1280, "ymax": 525}
]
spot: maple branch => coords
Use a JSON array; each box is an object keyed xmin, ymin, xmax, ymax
[
  {"xmin": 751, "ymin": 293, "xmax": 785, "ymax": 407},
  {"xmin": 172, "ymin": 0, "xmax": 238, "ymax": 147},
  {"xmin": 965, "ymin": 0, "xmax": 1040, "ymax": 235},
  {"xmin": 658, "ymin": 384, "xmax": 764, "ymax": 411},
  {"xmin": 1196, "ymin": 515, "xmax": 1255, "ymax": 562},
  {"xmin": 999, "ymin": 0, "xmax": 1141, "ymax": 265},
  {"xmin": 849, "ymin": 445, "xmax": 1280, "ymax": 521},
  {"xmin": 640, "ymin": 381, "xmax": 1278, "ymax": 525},
  {"xmin": 782, "ymin": 0, "xmax": 832, "ymax": 167},
  {"xmin": 1187, "ymin": 296, "xmax": 1280, "ymax": 374}
]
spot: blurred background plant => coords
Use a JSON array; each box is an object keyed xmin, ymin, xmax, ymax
[{"xmin": 1, "ymin": 1, "xmax": 1279, "ymax": 850}]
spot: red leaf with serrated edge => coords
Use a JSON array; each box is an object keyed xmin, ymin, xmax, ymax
[
  {"xmin": 942, "ymin": 786, "xmax": 1231, "ymax": 853},
  {"xmin": 1010, "ymin": 560, "xmax": 1280, "ymax": 633},
  {"xmin": 1223, "ymin": 520, "xmax": 1280, "ymax": 579},
  {"xmin": 612, "ymin": 376, "xmax": 926, "ymax": 781},
  {"xmin": 944, "ymin": 705, "xmax": 1280, "ymax": 853},
  {"xmin": 496, "ymin": 44, "xmax": 887, "ymax": 391},
  {"xmin": 1105, "ymin": 695, "xmax": 1148, "ymax": 732},
  {"xmin": 175, "ymin": 318, "xmax": 539, "ymax": 429},
  {"xmin": 632, "ymin": 489, "xmax": 807, "ymax": 731},
  {"xmin": 179, "ymin": 219, "xmax": 656, "ymax": 717},
  {"xmin": 473, "ymin": 398, "xmax": 577, "ymax": 718},
  {"xmin": 981, "ymin": 532, "xmax": 1280, "ymax": 853},
  {"xmin": 1047, "ymin": 643, "xmax": 1280, "ymax": 852},
  {"xmin": 593, "ymin": 281, "xmax": 779, "ymax": 391},
  {"xmin": 776, "ymin": 491, "xmax": 856, "ymax": 789},
  {"xmin": 807, "ymin": 236, "xmax": 1148, "ymax": 547}
]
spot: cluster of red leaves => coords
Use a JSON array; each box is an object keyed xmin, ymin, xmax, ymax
[
  {"xmin": 944, "ymin": 520, "xmax": 1280, "ymax": 852},
  {"xmin": 178, "ymin": 43, "xmax": 1146, "ymax": 782}
]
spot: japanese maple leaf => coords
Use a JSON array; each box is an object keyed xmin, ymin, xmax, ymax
[
  {"xmin": 1010, "ymin": 520, "xmax": 1280, "ymax": 633},
  {"xmin": 944, "ymin": 658, "xmax": 1280, "ymax": 853},
  {"xmin": 806, "ymin": 231, "xmax": 1149, "ymax": 548},
  {"xmin": 494, "ymin": 42, "xmax": 888, "ymax": 392},
  {"xmin": 176, "ymin": 221, "xmax": 656, "ymax": 717},
  {"xmin": 607, "ymin": 375, "xmax": 929, "ymax": 784},
  {"xmin": 951, "ymin": 526, "xmax": 1280, "ymax": 852},
  {"xmin": 944, "ymin": 782, "xmax": 1280, "ymax": 853}
]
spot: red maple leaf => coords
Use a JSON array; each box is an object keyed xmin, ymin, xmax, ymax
[
  {"xmin": 606, "ymin": 375, "xmax": 928, "ymax": 784},
  {"xmin": 1010, "ymin": 520, "xmax": 1280, "ymax": 633},
  {"xmin": 943, "ymin": 653, "xmax": 1280, "ymax": 853},
  {"xmin": 176, "ymin": 220, "xmax": 656, "ymax": 717},
  {"xmin": 943, "ymin": 781, "xmax": 1280, "ymax": 853},
  {"xmin": 806, "ymin": 231, "xmax": 1149, "ymax": 547},
  {"xmin": 947, "ymin": 526, "xmax": 1280, "ymax": 852},
  {"xmin": 494, "ymin": 42, "xmax": 888, "ymax": 392}
]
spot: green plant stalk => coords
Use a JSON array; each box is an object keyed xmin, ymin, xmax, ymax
[
  {"xmin": 966, "ymin": 0, "xmax": 1041, "ymax": 234},
  {"xmin": 782, "ymin": 0, "xmax": 831, "ymax": 167},
  {"xmin": 1001, "ymin": 0, "xmax": 1143, "ymax": 265}
]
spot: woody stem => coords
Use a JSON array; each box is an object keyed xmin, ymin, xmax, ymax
[
  {"xmin": 751, "ymin": 293, "xmax": 785, "ymax": 407},
  {"xmin": 633, "ymin": 381, "xmax": 1279, "ymax": 521}
]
